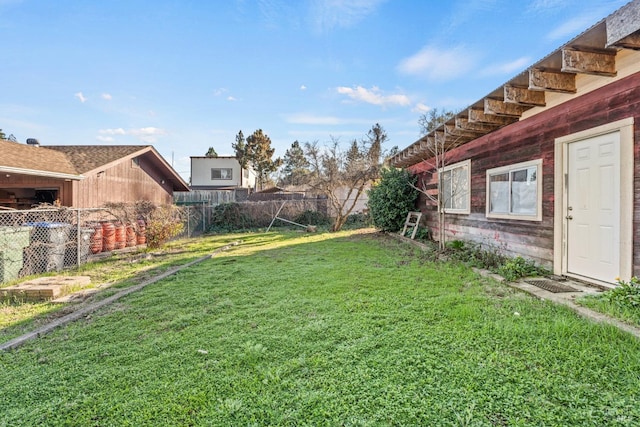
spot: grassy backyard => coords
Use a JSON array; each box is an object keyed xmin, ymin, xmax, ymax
[{"xmin": 1, "ymin": 230, "xmax": 639, "ymax": 426}]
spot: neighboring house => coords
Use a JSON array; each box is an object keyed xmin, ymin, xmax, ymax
[
  {"xmin": 391, "ymin": 1, "xmax": 640, "ymax": 288},
  {"xmin": 190, "ymin": 156, "xmax": 257, "ymax": 190},
  {"xmin": 0, "ymin": 140, "xmax": 189, "ymax": 209}
]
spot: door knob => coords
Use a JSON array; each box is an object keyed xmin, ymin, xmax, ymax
[{"xmin": 566, "ymin": 215, "xmax": 573, "ymax": 220}]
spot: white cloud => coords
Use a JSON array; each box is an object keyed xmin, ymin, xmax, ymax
[
  {"xmin": 480, "ymin": 56, "xmax": 531, "ymax": 76},
  {"xmin": 227, "ymin": 96, "xmax": 237, "ymax": 101},
  {"xmin": 74, "ymin": 92, "xmax": 87, "ymax": 103},
  {"xmin": 336, "ymin": 85, "xmax": 411, "ymax": 107},
  {"xmin": 129, "ymin": 127, "xmax": 167, "ymax": 143},
  {"xmin": 99, "ymin": 128, "xmax": 126, "ymax": 135},
  {"xmin": 397, "ymin": 45, "xmax": 478, "ymax": 81},
  {"xmin": 527, "ymin": 0, "xmax": 565, "ymax": 13},
  {"xmin": 311, "ymin": 0, "xmax": 387, "ymax": 33},
  {"xmin": 285, "ymin": 113, "xmax": 349, "ymax": 125},
  {"xmin": 546, "ymin": 13, "xmax": 599, "ymax": 41},
  {"xmin": 97, "ymin": 127, "xmax": 166, "ymax": 143},
  {"xmin": 101, "ymin": 93, "xmax": 112, "ymax": 100},
  {"xmin": 284, "ymin": 113, "xmax": 374, "ymax": 126},
  {"xmin": 412, "ymin": 103, "xmax": 431, "ymax": 113},
  {"xmin": 300, "ymin": 85, "xmax": 307, "ymax": 90},
  {"xmin": 213, "ymin": 88, "xmax": 228, "ymax": 96}
]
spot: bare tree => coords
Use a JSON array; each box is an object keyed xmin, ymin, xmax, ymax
[
  {"xmin": 305, "ymin": 123, "xmax": 386, "ymax": 231},
  {"xmin": 418, "ymin": 108, "xmax": 455, "ymax": 136},
  {"xmin": 410, "ymin": 130, "xmax": 468, "ymax": 250}
]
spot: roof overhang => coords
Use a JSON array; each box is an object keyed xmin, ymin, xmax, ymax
[
  {"xmin": 146, "ymin": 147, "xmax": 191, "ymax": 192},
  {"xmin": 82, "ymin": 146, "xmax": 190, "ymax": 192},
  {"xmin": 391, "ymin": 0, "xmax": 640, "ymax": 168},
  {"xmin": 0, "ymin": 166, "xmax": 84, "ymax": 181}
]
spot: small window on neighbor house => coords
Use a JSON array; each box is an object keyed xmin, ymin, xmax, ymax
[
  {"xmin": 131, "ymin": 157, "xmax": 140, "ymax": 168},
  {"xmin": 486, "ymin": 159, "xmax": 542, "ymax": 221},
  {"xmin": 211, "ymin": 168, "xmax": 233, "ymax": 180},
  {"xmin": 440, "ymin": 159, "xmax": 471, "ymax": 214}
]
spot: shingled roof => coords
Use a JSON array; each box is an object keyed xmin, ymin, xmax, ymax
[
  {"xmin": 0, "ymin": 139, "xmax": 80, "ymax": 178},
  {"xmin": 0, "ymin": 141, "xmax": 189, "ymax": 190},
  {"xmin": 46, "ymin": 145, "xmax": 150, "ymax": 174}
]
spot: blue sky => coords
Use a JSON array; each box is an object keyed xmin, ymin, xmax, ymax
[{"xmin": 0, "ymin": 0, "xmax": 629, "ymax": 180}]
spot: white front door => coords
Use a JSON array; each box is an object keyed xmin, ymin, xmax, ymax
[{"xmin": 566, "ymin": 131, "xmax": 620, "ymax": 283}]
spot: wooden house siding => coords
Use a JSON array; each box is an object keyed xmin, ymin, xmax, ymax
[
  {"xmin": 72, "ymin": 156, "xmax": 173, "ymax": 208},
  {"xmin": 410, "ymin": 71, "xmax": 640, "ymax": 269}
]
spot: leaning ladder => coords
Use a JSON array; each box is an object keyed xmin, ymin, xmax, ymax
[{"xmin": 401, "ymin": 211, "xmax": 422, "ymax": 240}]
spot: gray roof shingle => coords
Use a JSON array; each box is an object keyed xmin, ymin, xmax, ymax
[
  {"xmin": 0, "ymin": 140, "xmax": 78, "ymax": 175},
  {"xmin": 46, "ymin": 145, "xmax": 149, "ymax": 173}
]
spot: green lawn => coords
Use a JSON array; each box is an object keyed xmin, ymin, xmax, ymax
[{"xmin": 1, "ymin": 230, "xmax": 639, "ymax": 426}]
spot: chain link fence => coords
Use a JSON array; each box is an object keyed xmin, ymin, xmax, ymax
[
  {"xmin": 180, "ymin": 203, "xmax": 210, "ymax": 237},
  {"xmin": 0, "ymin": 198, "xmax": 332, "ymax": 284},
  {"xmin": 180, "ymin": 198, "xmax": 329, "ymax": 234},
  {"xmin": 0, "ymin": 207, "xmax": 148, "ymax": 284}
]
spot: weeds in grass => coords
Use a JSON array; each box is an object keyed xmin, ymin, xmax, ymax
[
  {"xmin": 1, "ymin": 231, "xmax": 638, "ymax": 426},
  {"xmin": 441, "ymin": 240, "xmax": 547, "ymax": 281},
  {"xmin": 608, "ymin": 276, "xmax": 640, "ymax": 308},
  {"xmin": 498, "ymin": 256, "xmax": 547, "ymax": 282},
  {"xmin": 578, "ymin": 276, "xmax": 640, "ymax": 325}
]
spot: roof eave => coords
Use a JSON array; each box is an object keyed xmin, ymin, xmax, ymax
[
  {"xmin": 0, "ymin": 166, "xmax": 84, "ymax": 181},
  {"xmin": 392, "ymin": 1, "xmax": 640, "ymax": 168}
]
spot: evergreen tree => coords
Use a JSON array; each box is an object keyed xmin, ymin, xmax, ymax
[
  {"xmin": 242, "ymin": 129, "xmax": 282, "ymax": 188},
  {"xmin": 232, "ymin": 130, "xmax": 248, "ymax": 168},
  {"xmin": 281, "ymin": 140, "xmax": 310, "ymax": 186},
  {"xmin": 205, "ymin": 147, "xmax": 218, "ymax": 157}
]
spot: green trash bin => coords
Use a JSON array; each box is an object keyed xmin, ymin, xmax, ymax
[{"xmin": 0, "ymin": 226, "xmax": 32, "ymax": 283}]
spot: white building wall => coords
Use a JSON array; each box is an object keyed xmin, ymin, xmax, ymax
[{"xmin": 190, "ymin": 157, "xmax": 256, "ymax": 189}]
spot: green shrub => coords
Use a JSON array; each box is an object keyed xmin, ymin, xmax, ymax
[
  {"xmin": 413, "ymin": 227, "xmax": 430, "ymax": 241},
  {"xmin": 444, "ymin": 240, "xmax": 506, "ymax": 270},
  {"xmin": 293, "ymin": 209, "xmax": 331, "ymax": 226},
  {"xmin": 446, "ymin": 240, "xmax": 465, "ymax": 250},
  {"xmin": 145, "ymin": 205, "xmax": 186, "ymax": 249},
  {"xmin": 340, "ymin": 212, "xmax": 373, "ymax": 229},
  {"xmin": 498, "ymin": 256, "xmax": 546, "ymax": 281},
  {"xmin": 209, "ymin": 203, "xmax": 256, "ymax": 232},
  {"xmin": 443, "ymin": 240, "xmax": 547, "ymax": 280},
  {"xmin": 578, "ymin": 276, "xmax": 640, "ymax": 325},
  {"xmin": 367, "ymin": 168, "xmax": 418, "ymax": 232},
  {"xmin": 605, "ymin": 276, "xmax": 640, "ymax": 308}
]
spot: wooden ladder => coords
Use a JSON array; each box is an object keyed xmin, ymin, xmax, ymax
[{"xmin": 401, "ymin": 211, "xmax": 422, "ymax": 240}]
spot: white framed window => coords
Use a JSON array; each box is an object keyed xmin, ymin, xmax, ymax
[
  {"xmin": 211, "ymin": 168, "xmax": 233, "ymax": 180},
  {"xmin": 486, "ymin": 159, "xmax": 542, "ymax": 221},
  {"xmin": 440, "ymin": 159, "xmax": 470, "ymax": 214}
]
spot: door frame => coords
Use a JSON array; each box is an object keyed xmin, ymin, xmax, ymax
[{"xmin": 553, "ymin": 117, "xmax": 635, "ymax": 287}]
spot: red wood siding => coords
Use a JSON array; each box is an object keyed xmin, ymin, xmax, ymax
[
  {"xmin": 410, "ymin": 71, "xmax": 640, "ymax": 269},
  {"xmin": 72, "ymin": 156, "xmax": 174, "ymax": 208}
]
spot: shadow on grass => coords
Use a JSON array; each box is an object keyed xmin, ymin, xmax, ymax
[
  {"xmin": 0, "ymin": 234, "xmax": 251, "ymax": 343},
  {"xmin": 0, "ymin": 229, "xmax": 381, "ymax": 344}
]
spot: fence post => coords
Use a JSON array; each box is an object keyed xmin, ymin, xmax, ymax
[
  {"xmin": 76, "ymin": 208, "xmax": 81, "ymax": 268},
  {"xmin": 202, "ymin": 202, "xmax": 206, "ymax": 234},
  {"xmin": 185, "ymin": 206, "xmax": 190, "ymax": 238}
]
